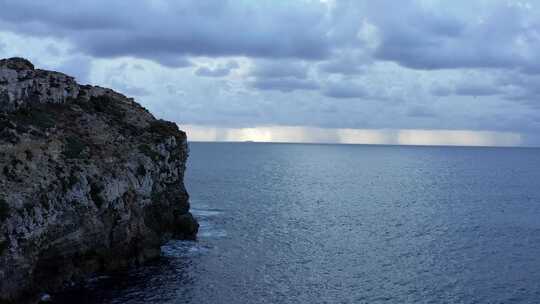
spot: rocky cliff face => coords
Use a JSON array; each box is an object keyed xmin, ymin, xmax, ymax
[{"xmin": 0, "ymin": 57, "xmax": 198, "ymax": 303}]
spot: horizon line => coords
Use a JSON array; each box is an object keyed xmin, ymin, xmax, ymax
[
  {"xmin": 187, "ymin": 140, "xmax": 540, "ymax": 149},
  {"xmin": 179, "ymin": 125, "xmax": 531, "ymax": 148}
]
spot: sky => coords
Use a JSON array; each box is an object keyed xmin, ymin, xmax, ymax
[{"xmin": 0, "ymin": 0, "xmax": 539, "ymax": 146}]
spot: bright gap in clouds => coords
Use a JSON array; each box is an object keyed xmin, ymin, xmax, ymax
[{"xmin": 182, "ymin": 125, "xmax": 522, "ymax": 147}]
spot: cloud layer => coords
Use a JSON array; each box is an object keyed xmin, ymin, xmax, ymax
[{"xmin": 1, "ymin": 0, "xmax": 539, "ymax": 145}]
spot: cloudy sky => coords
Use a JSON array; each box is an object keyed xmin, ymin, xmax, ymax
[{"xmin": 1, "ymin": 0, "xmax": 539, "ymax": 146}]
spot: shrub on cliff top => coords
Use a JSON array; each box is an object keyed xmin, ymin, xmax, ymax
[
  {"xmin": 89, "ymin": 95, "xmax": 126, "ymax": 120},
  {"xmin": 62, "ymin": 136, "xmax": 87, "ymax": 159},
  {"xmin": 147, "ymin": 120, "xmax": 180, "ymax": 138},
  {"xmin": 0, "ymin": 57, "xmax": 34, "ymax": 70},
  {"xmin": 12, "ymin": 108, "xmax": 56, "ymax": 130}
]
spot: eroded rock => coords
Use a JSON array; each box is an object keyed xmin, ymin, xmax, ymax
[{"xmin": 0, "ymin": 57, "xmax": 198, "ymax": 303}]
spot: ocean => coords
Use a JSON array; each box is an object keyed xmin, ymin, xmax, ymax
[{"xmin": 55, "ymin": 142, "xmax": 540, "ymax": 303}]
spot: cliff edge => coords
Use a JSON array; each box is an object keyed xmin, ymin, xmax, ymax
[{"xmin": 0, "ymin": 57, "xmax": 198, "ymax": 302}]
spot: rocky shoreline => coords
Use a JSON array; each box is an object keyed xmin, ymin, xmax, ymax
[{"xmin": 0, "ymin": 58, "xmax": 198, "ymax": 303}]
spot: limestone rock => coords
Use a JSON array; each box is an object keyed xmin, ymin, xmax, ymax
[{"xmin": 0, "ymin": 57, "xmax": 198, "ymax": 303}]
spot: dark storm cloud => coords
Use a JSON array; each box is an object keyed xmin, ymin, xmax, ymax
[
  {"xmin": 0, "ymin": 1, "xmax": 129, "ymax": 31},
  {"xmin": 0, "ymin": 0, "xmax": 331, "ymax": 66},
  {"xmin": 155, "ymin": 56, "xmax": 193, "ymax": 68},
  {"xmin": 247, "ymin": 60, "xmax": 318, "ymax": 92},
  {"xmin": 3, "ymin": 0, "xmax": 539, "ymax": 73},
  {"xmin": 2, "ymin": 0, "xmax": 540, "ymax": 142},
  {"xmin": 368, "ymin": 0, "xmax": 540, "ymax": 72},
  {"xmin": 248, "ymin": 60, "xmax": 320, "ymax": 92}
]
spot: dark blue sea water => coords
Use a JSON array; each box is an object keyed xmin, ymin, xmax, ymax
[{"xmin": 56, "ymin": 143, "xmax": 540, "ymax": 303}]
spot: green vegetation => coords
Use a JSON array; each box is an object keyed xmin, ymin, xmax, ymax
[
  {"xmin": 147, "ymin": 120, "xmax": 180, "ymax": 138},
  {"xmin": 62, "ymin": 136, "xmax": 87, "ymax": 159},
  {"xmin": 12, "ymin": 108, "xmax": 56, "ymax": 129},
  {"xmin": 89, "ymin": 95, "xmax": 126, "ymax": 120}
]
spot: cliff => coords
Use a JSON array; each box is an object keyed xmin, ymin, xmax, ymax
[{"xmin": 0, "ymin": 57, "xmax": 198, "ymax": 303}]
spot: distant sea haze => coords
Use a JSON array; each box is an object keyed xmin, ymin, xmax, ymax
[
  {"xmin": 54, "ymin": 143, "xmax": 540, "ymax": 304},
  {"xmin": 182, "ymin": 125, "xmax": 524, "ymax": 147}
]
